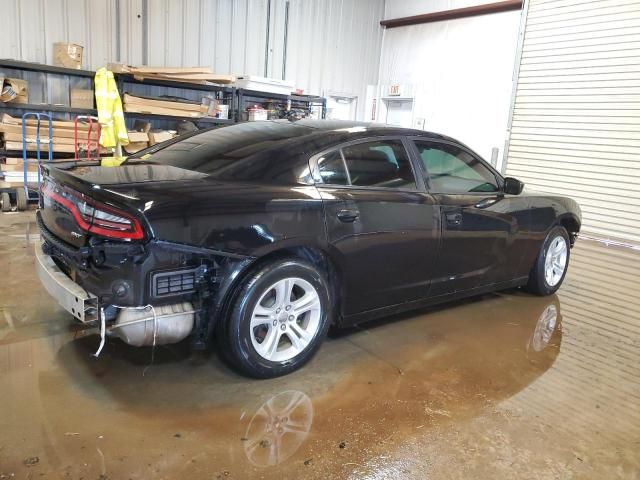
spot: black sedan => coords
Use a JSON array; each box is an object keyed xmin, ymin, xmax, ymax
[{"xmin": 35, "ymin": 120, "xmax": 581, "ymax": 377}]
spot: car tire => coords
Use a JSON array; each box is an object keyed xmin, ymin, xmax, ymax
[
  {"xmin": 15, "ymin": 188, "xmax": 28, "ymax": 211},
  {"xmin": 217, "ymin": 258, "xmax": 332, "ymax": 378},
  {"xmin": 1, "ymin": 192, "xmax": 11, "ymax": 212},
  {"xmin": 526, "ymin": 226, "xmax": 571, "ymax": 296}
]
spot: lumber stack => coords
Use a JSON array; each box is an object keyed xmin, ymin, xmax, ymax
[
  {"xmin": 0, "ymin": 114, "xmax": 103, "ymax": 154},
  {"xmin": 108, "ymin": 64, "xmax": 235, "ymax": 85},
  {"xmin": 0, "ymin": 113, "xmax": 161, "ymax": 157},
  {"xmin": 123, "ymin": 93, "xmax": 209, "ymax": 118},
  {"xmin": 1, "ymin": 157, "xmax": 40, "ymax": 185}
]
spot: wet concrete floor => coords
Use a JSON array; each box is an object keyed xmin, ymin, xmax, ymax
[{"xmin": 0, "ymin": 210, "xmax": 638, "ymax": 479}]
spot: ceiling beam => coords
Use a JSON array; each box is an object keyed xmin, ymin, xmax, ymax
[{"xmin": 380, "ymin": 0, "xmax": 523, "ymax": 29}]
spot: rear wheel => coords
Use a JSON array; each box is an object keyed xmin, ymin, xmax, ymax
[
  {"xmin": 1, "ymin": 192, "xmax": 11, "ymax": 212},
  {"xmin": 526, "ymin": 226, "xmax": 570, "ymax": 296},
  {"xmin": 218, "ymin": 258, "xmax": 331, "ymax": 378},
  {"xmin": 15, "ymin": 188, "xmax": 27, "ymax": 211}
]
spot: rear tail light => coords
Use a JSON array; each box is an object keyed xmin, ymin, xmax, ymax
[{"xmin": 41, "ymin": 182, "xmax": 144, "ymax": 240}]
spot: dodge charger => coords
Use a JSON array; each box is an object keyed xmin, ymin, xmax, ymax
[{"xmin": 35, "ymin": 120, "xmax": 581, "ymax": 377}]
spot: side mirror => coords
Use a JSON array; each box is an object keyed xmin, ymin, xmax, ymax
[{"xmin": 503, "ymin": 177, "xmax": 524, "ymax": 195}]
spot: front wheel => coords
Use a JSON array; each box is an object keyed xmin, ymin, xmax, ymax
[
  {"xmin": 218, "ymin": 259, "xmax": 331, "ymax": 378},
  {"xmin": 526, "ymin": 226, "xmax": 571, "ymax": 296}
]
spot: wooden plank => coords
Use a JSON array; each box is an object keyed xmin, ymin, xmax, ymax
[
  {"xmin": 4, "ymin": 141, "xmax": 107, "ymax": 154},
  {"xmin": 1, "ymin": 163, "xmax": 39, "ymax": 172},
  {"xmin": 123, "ymin": 103, "xmax": 204, "ymax": 118},
  {"xmin": 131, "ymin": 66, "xmax": 213, "ymax": 74},
  {"xmin": 133, "ymin": 72, "xmax": 236, "ymax": 84},
  {"xmin": 1, "ymin": 113, "xmax": 93, "ymax": 130},
  {"xmin": 0, "ymin": 123, "xmax": 99, "ymax": 140},
  {"xmin": 3, "ymin": 132, "xmax": 78, "ymax": 145},
  {"xmin": 123, "ymin": 94, "xmax": 205, "ymax": 112},
  {"xmin": 131, "ymin": 74, "xmax": 212, "ymax": 85}
]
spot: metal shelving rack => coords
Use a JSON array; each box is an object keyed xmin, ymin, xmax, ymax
[
  {"xmin": 114, "ymin": 72, "xmax": 236, "ymax": 129},
  {"xmin": 1, "ymin": 60, "xmax": 327, "ymax": 159},
  {"xmin": 291, "ymin": 93, "xmax": 327, "ymax": 118},
  {"xmin": 0, "ymin": 60, "xmax": 96, "ymax": 159},
  {"xmin": 0, "ymin": 60, "xmax": 236, "ymax": 154},
  {"xmin": 236, "ymin": 88, "xmax": 326, "ymax": 121}
]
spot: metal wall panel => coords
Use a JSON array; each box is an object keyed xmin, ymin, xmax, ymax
[
  {"xmin": 285, "ymin": 0, "xmax": 385, "ymax": 118},
  {"xmin": 0, "ymin": 0, "xmax": 119, "ymax": 70},
  {"xmin": 504, "ymin": 0, "xmax": 640, "ymax": 244},
  {"xmin": 0, "ymin": 0, "xmax": 384, "ymax": 120}
]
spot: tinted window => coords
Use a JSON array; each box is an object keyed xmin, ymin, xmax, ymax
[
  {"xmin": 127, "ymin": 121, "xmax": 317, "ymax": 185},
  {"xmin": 341, "ymin": 140, "xmax": 416, "ymax": 190},
  {"xmin": 317, "ymin": 150, "xmax": 349, "ymax": 185},
  {"xmin": 414, "ymin": 141, "xmax": 499, "ymax": 193}
]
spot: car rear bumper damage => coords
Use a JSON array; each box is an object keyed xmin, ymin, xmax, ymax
[
  {"xmin": 36, "ymin": 241, "xmax": 197, "ymax": 349},
  {"xmin": 35, "ymin": 210, "xmax": 255, "ymax": 351}
]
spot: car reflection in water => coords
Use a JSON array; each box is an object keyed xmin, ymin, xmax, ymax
[
  {"xmin": 20, "ymin": 293, "xmax": 563, "ymax": 477},
  {"xmin": 243, "ymin": 390, "xmax": 314, "ymax": 467},
  {"xmin": 528, "ymin": 302, "xmax": 560, "ymax": 353}
]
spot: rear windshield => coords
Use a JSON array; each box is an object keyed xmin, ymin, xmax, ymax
[{"xmin": 129, "ymin": 121, "xmax": 317, "ymax": 185}]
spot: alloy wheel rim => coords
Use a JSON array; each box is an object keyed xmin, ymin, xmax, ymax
[
  {"xmin": 529, "ymin": 304, "xmax": 558, "ymax": 352},
  {"xmin": 250, "ymin": 277, "xmax": 322, "ymax": 362},
  {"xmin": 244, "ymin": 390, "xmax": 313, "ymax": 466},
  {"xmin": 544, "ymin": 236, "xmax": 568, "ymax": 287}
]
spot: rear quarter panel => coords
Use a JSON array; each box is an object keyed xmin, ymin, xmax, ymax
[{"xmin": 142, "ymin": 181, "xmax": 327, "ymax": 257}]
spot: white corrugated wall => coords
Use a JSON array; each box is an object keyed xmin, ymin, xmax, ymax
[
  {"xmin": 0, "ymin": 0, "xmax": 384, "ymax": 119},
  {"xmin": 1, "ymin": 0, "xmax": 119, "ymax": 69},
  {"xmin": 504, "ymin": 0, "xmax": 640, "ymax": 244}
]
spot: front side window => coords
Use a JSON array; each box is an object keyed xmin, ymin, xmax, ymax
[
  {"xmin": 317, "ymin": 139, "xmax": 416, "ymax": 190},
  {"xmin": 414, "ymin": 141, "xmax": 499, "ymax": 193},
  {"xmin": 317, "ymin": 150, "xmax": 349, "ymax": 185}
]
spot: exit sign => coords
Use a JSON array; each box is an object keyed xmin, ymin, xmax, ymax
[{"xmin": 388, "ymin": 84, "xmax": 401, "ymax": 96}]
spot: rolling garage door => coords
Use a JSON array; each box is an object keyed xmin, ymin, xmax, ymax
[{"xmin": 504, "ymin": 0, "xmax": 640, "ymax": 244}]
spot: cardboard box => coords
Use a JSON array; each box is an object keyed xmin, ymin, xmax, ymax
[
  {"xmin": 70, "ymin": 88, "xmax": 93, "ymax": 109},
  {"xmin": 0, "ymin": 78, "xmax": 28, "ymax": 103},
  {"xmin": 148, "ymin": 131, "xmax": 174, "ymax": 146},
  {"xmin": 127, "ymin": 131, "xmax": 149, "ymax": 143},
  {"xmin": 53, "ymin": 43, "xmax": 83, "ymax": 69},
  {"xmin": 124, "ymin": 142, "xmax": 149, "ymax": 154}
]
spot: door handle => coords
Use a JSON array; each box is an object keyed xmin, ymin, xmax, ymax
[
  {"xmin": 337, "ymin": 209, "xmax": 359, "ymax": 223},
  {"xmin": 445, "ymin": 212, "xmax": 462, "ymax": 226}
]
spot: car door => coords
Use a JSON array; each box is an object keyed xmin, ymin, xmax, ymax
[
  {"xmin": 409, "ymin": 138, "xmax": 529, "ymax": 296},
  {"xmin": 311, "ymin": 137, "xmax": 439, "ymax": 318}
]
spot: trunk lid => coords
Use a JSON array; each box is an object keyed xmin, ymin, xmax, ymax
[{"xmin": 40, "ymin": 162, "xmax": 207, "ymax": 247}]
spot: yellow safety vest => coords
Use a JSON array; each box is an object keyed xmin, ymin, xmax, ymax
[{"xmin": 94, "ymin": 67, "xmax": 129, "ymax": 148}]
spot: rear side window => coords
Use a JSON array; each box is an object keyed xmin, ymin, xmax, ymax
[{"xmin": 317, "ymin": 139, "xmax": 416, "ymax": 190}]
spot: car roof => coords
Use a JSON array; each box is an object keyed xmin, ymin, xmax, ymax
[
  {"xmin": 133, "ymin": 119, "xmax": 469, "ymax": 186},
  {"xmin": 271, "ymin": 118, "xmax": 458, "ymax": 142}
]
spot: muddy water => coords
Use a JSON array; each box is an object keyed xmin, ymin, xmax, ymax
[{"xmin": 0, "ymin": 211, "xmax": 638, "ymax": 479}]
